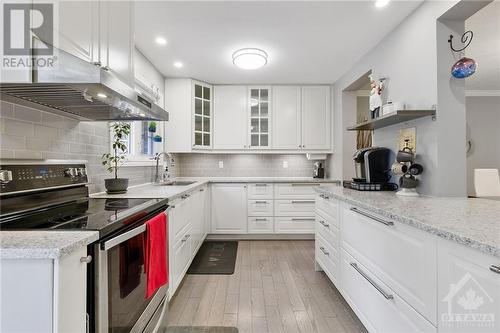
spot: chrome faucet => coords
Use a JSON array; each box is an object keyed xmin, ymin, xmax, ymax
[{"xmin": 154, "ymin": 152, "xmax": 174, "ymax": 184}]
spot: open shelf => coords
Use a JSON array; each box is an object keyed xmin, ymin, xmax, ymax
[{"xmin": 347, "ymin": 110, "xmax": 436, "ymax": 131}]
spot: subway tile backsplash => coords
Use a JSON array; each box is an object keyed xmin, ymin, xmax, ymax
[
  {"xmin": 174, "ymin": 153, "xmax": 326, "ymax": 178},
  {"xmin": 0, "ymin": 100, "xmax": 154, "ymax": 193}
]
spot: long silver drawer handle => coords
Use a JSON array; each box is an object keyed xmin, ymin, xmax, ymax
[
  {"xmin": 255, "ymin": 218, "xmax": 268, "ymax": 221},
  {"xmin": 319, "ymin": 220, "xmax": 330, "ymax": 228},
  {"xmin": 490, "ymin": 265, "xmax": 500, "ymax": 274},
  {"xmin": 291, "ymin": 200, "xmax": 315, "ymax": 204},
  {"xmin": 350, "ymin": 262, "xmax": 394, "ymax": 300},
  {"xmin": 255, "ymin": 201, "xmax": 268, "ymax": 204},
  {"xmin": 350, "ymin": 207, "xmax": 394, "ymax": 226},
  {"xmin": 291, "ymin": 218, "xmax": 315, "ymax": 221},
  {"xmin": 319, "ymin": 246, "xmax": 329, "ymax": 256},
  {"xmin": 292, "ymin": 183, "xmax": 320, "ymax": 186}
]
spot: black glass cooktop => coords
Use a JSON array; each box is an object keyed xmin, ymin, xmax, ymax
[{"xmin": 0, "ymin": 197, "xmax": 166, "ymax": 237}]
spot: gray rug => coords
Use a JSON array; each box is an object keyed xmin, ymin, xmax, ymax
[
  {"xmin": 187, "ymin": 241, "xmax": 238, "ymax": 275},
  {"xmin": 166, "ymin": 327, "xmax": 238, "ymax": 333}
]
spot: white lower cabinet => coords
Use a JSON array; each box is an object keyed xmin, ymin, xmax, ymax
[
  {"xmin": 341, "ymin": 249, "xmax": 436, "ymax": 333},
  {"xmin": 275, "ymin": 216, "xmax": 316, "ymax": 233},
  {"xmin": 211, "ymin": 183, "xmax": 248, "ymax": 233},
  {"xmin": 170, "ymin": 224, "xmax": 192, "ymax": 294},
  {"xmin": 247, "ymin": 217, "xmax": 274, "ymax": 233},
  {"xmin": 437, "ymin": 239, "xmax": 500, "ymax": 333}
]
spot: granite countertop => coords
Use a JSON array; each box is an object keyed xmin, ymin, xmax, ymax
[
  {"xmin": 0, "ymin": 231, "xmax": 99, "ymax": 259},
  {"xmin": 316, "ymin": 185, "xmax": 500, "ymax": 257},
  {"xmin": 90, "ymin": 177, "xmax": 339, "ymax": 200}
]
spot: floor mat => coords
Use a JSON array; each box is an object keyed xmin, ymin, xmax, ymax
[
  {"xmin": 187, "ymin": 241, "xmax": 238, "ymax": 275},
  {"xmin": 166, "ymin": 327, "xmax": 238, "ymax": 333}
]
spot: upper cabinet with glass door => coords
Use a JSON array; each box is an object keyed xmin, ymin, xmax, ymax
[
  {"xmin": 193, "ymin": 82, "xmax": 212, "ymax": 149},
  {"xmin": 249, "ymin": 87, "xmax": 271, "ymax": 148}
]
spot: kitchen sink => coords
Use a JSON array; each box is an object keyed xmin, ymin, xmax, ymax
[{"xmin": 155, "ymin": 181, "xmax": 196, "ymax": 186}]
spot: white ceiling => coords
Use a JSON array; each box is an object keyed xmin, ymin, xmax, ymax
[
  {"xmin": 465, "ymin": 0, "xmax": 500, "ymax": 91},
  {"xmin": 135, "ymin": 0, "xmax": 423, "ymax": 84}
]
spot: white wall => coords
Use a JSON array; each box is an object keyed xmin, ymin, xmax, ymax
[
  {"xmin": 466, "ymin": 96, "xmax": 500, "ymax": 196},
  {"xmin": 329, "ymin": 0, "xmax": 463, "ymax": 196}
]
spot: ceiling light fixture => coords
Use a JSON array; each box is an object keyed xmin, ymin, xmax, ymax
[
  {"xmin": 155, "ymin": 37, "xmax": 167, "ymax": 45},
  {"xmin": 375, "ymin": 0, "xmax": 390, "ymax": 8},
  {"xmin": 232, "ymin": 48, "xmax": 268, "ymax": 70},
  {"xmin": 173, "ymin": 61, "xmax": 183, "ymax": 68}
]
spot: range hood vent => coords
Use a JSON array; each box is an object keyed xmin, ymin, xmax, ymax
[{"xmin": 0, "ymin": 47, "xmax": 168, "ymax": 121}]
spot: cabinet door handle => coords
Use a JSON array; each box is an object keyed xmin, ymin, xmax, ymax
[
  {"xmin": 255, "ymin": 201, "xmax": 268, "ymax": 204},
  {"xmin": 490, "ymin": 265, "xmax": 500, "ymax": 274},
  {"xmin": 291, "ymin": 218, "xmax": 315, "ymax": 221},
  {"xmin": 255, "ymin": 218, "xmax": 268, "ymax": 221},
  {"xmin": 350, "ymin": 207, "xmax": 394, "ymax": 226},
  {"xmin": 319, "ymin": 220, "xmax": 330, "ymax": 228},
  {"xmin": 199, "ymin": 188, "xmax": 204, "ymax": 192},
  {"xmin": 319, "ymin": 246, "xmax": 329, "ymax": 256},
  {"xmin": 298, "ymin": 145, "xmax": 301, "ymax": 148},
  {"xmin": 80, "ymin": 255, "xmax": 92, "ymax": 264},
  {"xmin": 291, "ymin": 200, "xmax": 315, "ymax": 204},
  {"xmin": 350, "ymin": 262, "xmax": 394, "ymax": 300},
  {"xmin": 92, "ymin": 61, "xmax": 102, "ymax": 67},
  {"xmin": 181, "ymin": 194, "xmax": 191, "ymax": 199}
]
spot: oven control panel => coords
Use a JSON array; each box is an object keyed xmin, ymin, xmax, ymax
[{"xmin": 0, "ymin": 163, "xmax": 88, "ymax": 195}]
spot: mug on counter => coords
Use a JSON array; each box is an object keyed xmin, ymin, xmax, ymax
[{"xmin": 391, "ymin": 162, "xmax": 408, "ymax": 175}]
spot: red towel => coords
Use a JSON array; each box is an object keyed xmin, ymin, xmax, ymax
[{"xmin": 143, "ymin": 212, "xmax": 168, "ymax": 299}]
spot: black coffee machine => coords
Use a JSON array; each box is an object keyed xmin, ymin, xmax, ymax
[{"xmin": 347, "ymin": 147, "xmax": 396, "ymax": 191}]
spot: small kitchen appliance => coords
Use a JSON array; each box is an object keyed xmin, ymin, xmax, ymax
[
  {"xmin": 0, "ymin": 160, "xmax": 169, "ymax": 333},
  {"xmin": 313, "ymin": 162, "xmax": 325, "ymax": 179},
  {"xmin": 348, "ymin": 147, "xmax": 396, "ymax": 191}
]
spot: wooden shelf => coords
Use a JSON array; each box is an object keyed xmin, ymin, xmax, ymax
[{"xmin": 347, "ymin": 110, "xmax": 436, "ymax": 131}]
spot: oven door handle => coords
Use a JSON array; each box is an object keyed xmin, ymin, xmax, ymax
[{"xmin": 102, "ymin": 223, "xmax": 146, "ymax": 251}]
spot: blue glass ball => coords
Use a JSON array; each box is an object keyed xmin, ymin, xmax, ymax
[{"xmin": 451, "ymin": 57, "xmax": 477, "ymax": 78}]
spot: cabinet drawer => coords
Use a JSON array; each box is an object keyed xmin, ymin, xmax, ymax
[
  {"xmin": 316, "ymin": 233, "xmax": 339, "ymax": 285},
  {"xmin": 248, "ymin": 200, "xmax": 274, "ymax": 216},
  {"xmin": 171, "ymin": 225, "xmax": 192, "ymax": 292},
  {"xmin": 315, "ymin": 214, "xmax": 339, "ymax": 248},
  {"xmin": 274, "ymin": 183, "xmax": 321, "ymax": 199},
  {"xmin": 342, "ymin": 206, "xmax": 437, "ymax": 324},
  {"xmin": 316, "ymin": 195, "xmax": 339, "ymax": 222},
  {"xmin": 275, "ymin": 199, "xmax": 315, "ymax": 216},
  {"xmin": 341, "ymin": 249, "xmax": 436, "ymax": 333},
  {"xmin": 248, "ymin": 183, "xmax": 273, "ymax": 199},
  {"xmin": 275, "ymin": 217, "xmax": 315, "ymax": 233},
  {"xmin": 247, "ymin": 217, "xmax": 274, "ymax": 233},
  {"xmin": 170, "ymin": 197, "xmax": 191, "ymax": 241}
]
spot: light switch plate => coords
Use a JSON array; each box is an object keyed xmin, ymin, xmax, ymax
[
  {"xmin": 283, "ymin": 161, "xmax": 288, "ymax": 168},
  {"xmin": 218, "ymin": 161, "xmax": 224, "ymax": 168},
  {"xmin": 398, "ymin": 127, "xmax": 417, "ymax": 153}
]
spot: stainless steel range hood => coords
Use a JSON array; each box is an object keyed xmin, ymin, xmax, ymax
[{"xmin": 0, "ymin": 48, "xmax": 169, "ymax": 121}]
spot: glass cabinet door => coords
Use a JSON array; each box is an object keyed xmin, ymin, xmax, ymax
[
  {"xmin": 193, "ymin": 83, "xmax": 211, "ymax": 148},
  {"xmin": 249, "ymin": 87, "xmax": 270, "ymax": 148}
]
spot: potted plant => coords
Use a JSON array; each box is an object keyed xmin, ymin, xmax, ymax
[
  {"xmin": 148, "ymin": 121, "xmax": 157, "ymax": 133},
  {"xmin": 102, "ymin": 122, "xmax": 131, "ymax": 194}
]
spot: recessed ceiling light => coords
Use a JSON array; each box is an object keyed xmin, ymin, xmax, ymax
[
  {"xmin": 232, "ymin": 48, "xmax": 268, "ymax": 70},
  {"xmin": 173, "ymin": 61, "xmax": 183, "ymax": 68},
  {"xmin": 155, "ymin": 37, "xmax": 167, "ymax": 45},
  {"xmin": 97, "ymin": 93, "xmax": 107, "ymax": 98},
  {"xmin": 375, "ymin": 0, "xmax": 390, "ymax": 8}
]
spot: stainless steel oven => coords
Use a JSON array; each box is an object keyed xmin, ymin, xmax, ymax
[{"xmin": 94, "ymin": 206, "xmax": 170, "ymax": 333}]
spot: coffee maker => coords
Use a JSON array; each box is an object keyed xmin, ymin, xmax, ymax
[
  {"xmin": 313, "ymin": 162, "xmax": 325, "ymax": 179},
  {"xmin": 349, "ymin": 147, "xmax": 395, "ymax": 191}
]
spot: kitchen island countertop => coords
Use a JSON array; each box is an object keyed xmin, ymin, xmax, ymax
[{"xmin": 316, "ymin": 185, "xmax": 500, "ymax": 257}]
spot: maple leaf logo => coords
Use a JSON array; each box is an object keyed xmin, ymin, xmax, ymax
[{"xmin": 457, "ymin": 289, "xmax": 484, "ymax": 310}]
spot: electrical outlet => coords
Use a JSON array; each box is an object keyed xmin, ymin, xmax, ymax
[
  {"xmin": 282, "ymin": 161, "xmax": 288, "ymax": 168},
  {"xmin": 218, "ymin": 160, "xmax": 224, "ymax": 168}
]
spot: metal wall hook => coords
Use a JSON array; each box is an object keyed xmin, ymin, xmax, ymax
[{"xmin": 448, "ymin": 31, "xmax": 474, "ymax": 52}]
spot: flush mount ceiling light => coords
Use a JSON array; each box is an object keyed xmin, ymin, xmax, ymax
[
  {"xmin": 232, "ymin": 48, "xmax": 268, "ymax": 70},
  {"xmin": 375, "ymin": 0, "xmax": 390, "ymax": 8},
  {"xmin": 173, "ymin": 61, "xmax": 183, "ymax": 68},
  {"xmin": 155, "ymin": 37, "xmax": 167, "ymax": 45}
]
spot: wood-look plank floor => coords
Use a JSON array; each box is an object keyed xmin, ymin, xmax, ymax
[{"xmin": 167, "ymin": 240, "xmax": 367, "ymax": 333}]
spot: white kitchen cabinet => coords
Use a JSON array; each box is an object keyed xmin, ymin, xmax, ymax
[
  {"xmin": 134, "ymin": 48, "xmax": 164, "ymax": 107},
  {"xmin": 274, "ymin": 183, "xmax": 321, "ymax": 199},
  {"xmin": 99, "ymin": 0, "xmax": 135, "ymax": 86},
  {"xmin": 247, "ymin": 183, "xmax": 274, "ymax": 199},
  {"xmin": 272, "ymin": 86, "xmax": 302, "ymax": 149},
  {"xmin": 189, "ymin": 186, "xmax": 209, "ymax": 254},
  {"xmin": 211, "ymin": 183, "xmax": 247, "ymax": 233},
  {"xmin": 248, "ymin": 217, "xmax": 274, "ymax": 234},
  {"xmin": 213, "ymin": 86, "xmax": 248, "ymax": 150},
  {"xmin": 0, "ymin": 248, "xmax": 88, "ymax": 333},
  {"xmin": 275, "ymin": 216, "xmax": 316, "ymax": 233},
  {"xmin": 193, "ymin": 82, "xmax": 213, "ymax": 149},
  {"xmin": 437, "ymin": 239, "xmax": 500, "ymax": 333},
  {"xmin": 301, "ymin": 86, "xmax": 331, "ymax": 150},
  {"xmin": 170, "ymin": 224, "xmax": 192, "ymax": 296},
  {"xmin": 248, "ymin": 87, "xmax": 271, "ymax": 148},
  {"xmin": 342, "ymin": 205, "xmax": 437, "ymax": 324}
]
